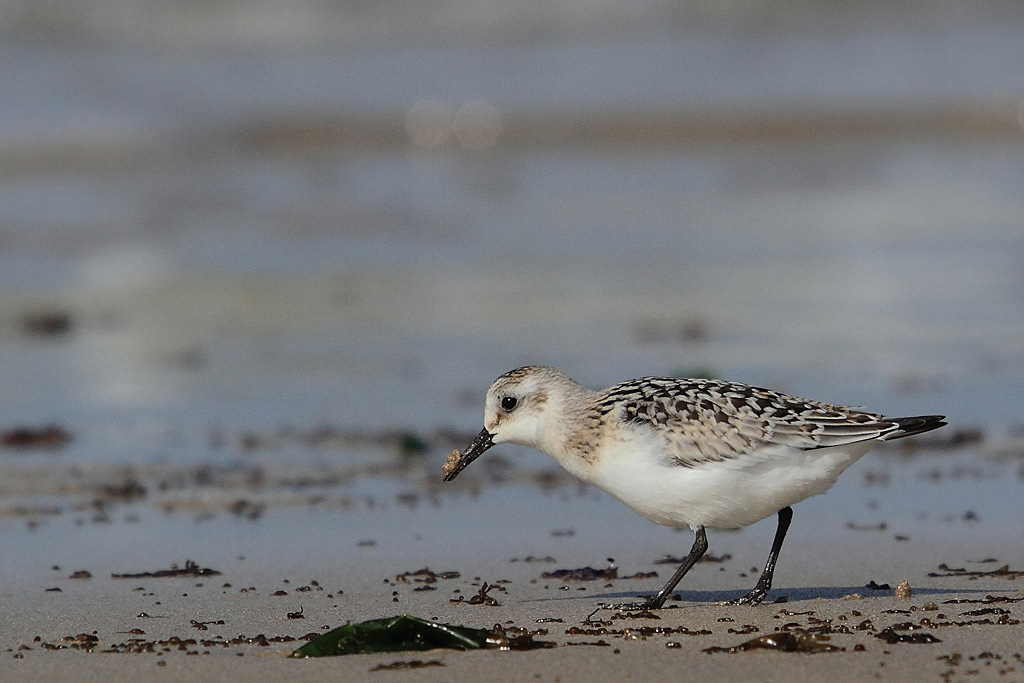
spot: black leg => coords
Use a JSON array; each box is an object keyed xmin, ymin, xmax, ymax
[
  {"xmin": 728, "ymin": 506, "xmax": 793, "ymax": 606},
  {"xmin": 600, "ymin": 527, "xmax": 708, "ymax": 611},
  {"xmin": 639, "ymin": 527, "xmax": 709, "ymax": 609}
]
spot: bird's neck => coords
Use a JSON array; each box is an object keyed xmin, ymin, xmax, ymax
[{"xmin": 536, "ymin": 386, "xmax": 601, "ymax": 480}]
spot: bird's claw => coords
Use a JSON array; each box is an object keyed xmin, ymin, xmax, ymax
[
  {"xmin": 598, "ymin": 599, "xmax": 661, "ymax": 612},
  {"xmin": 722, "ymin": 590, "xmax": 768, "ymax": 606}
]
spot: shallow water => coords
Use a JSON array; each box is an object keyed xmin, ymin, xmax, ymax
[{"xmin": 1, "ymin": 139, "xmax": 1021, "ymax": 430}]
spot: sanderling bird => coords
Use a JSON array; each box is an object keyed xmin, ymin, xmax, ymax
[{"xmin": 443, "ymin": 366, "xmax": 945, "ymax": 609}]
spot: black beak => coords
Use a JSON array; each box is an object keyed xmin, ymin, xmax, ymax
[{"xmin": 443, "ymin": 428, "xmax": 494, "ymax": 481}]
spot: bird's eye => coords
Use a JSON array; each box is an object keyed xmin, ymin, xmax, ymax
[{"xmin": 501, "ymin": 396, "xmax": 518, "ymax": 411}]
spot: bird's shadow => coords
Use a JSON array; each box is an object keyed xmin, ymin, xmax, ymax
[{"xmin": 527, "ymin": 584, "xmax": 1002, "ymax": 606}]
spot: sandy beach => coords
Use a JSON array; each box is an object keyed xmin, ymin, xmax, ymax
[
  {"xmin": 6, "ymin": 582, "xmax": 1024, "ymax": 682},
  {"xmin": 3, "ymin": 537, "xmax": 1023, "ymax": 682},
  {"xmin": 1, "ymin": 439, "xmax": 1022, "ymax": 682},
  {"xmin": 2, "ymin": 3, "xmax": 1023, "ymax": 681}
]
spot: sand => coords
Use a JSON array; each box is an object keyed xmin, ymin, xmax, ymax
[
  {"xmin": 1, "ymin": 447, "xmax": 1022, "ymax": 681},
  {"xmin": 2, "ymin": 520, "xmax": 1023, "ymax": 682},
  {"xmin": 2, "ymin": 564, "xmax": 1023, "ymax": 682}
]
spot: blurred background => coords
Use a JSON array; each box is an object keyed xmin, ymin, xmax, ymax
[{"xmin": 0, "ymin": 1, "xmax": 1022, "ymax": 489}]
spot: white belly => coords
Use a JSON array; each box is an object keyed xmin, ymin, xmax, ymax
[{"xmin": 586, "ymin": 440, "xmax": 874, "ymax": 530}]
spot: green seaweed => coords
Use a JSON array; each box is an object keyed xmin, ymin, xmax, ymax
[{"xmin": 290, "ymin": 615, "xmax": 552, "ymax": 657}]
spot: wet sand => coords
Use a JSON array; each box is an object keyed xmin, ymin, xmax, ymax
[
  {"xmin": 1, "ymin": 444, "xmax": 1023, "ymax": 682},
  {"xmin": 1, "ymin": 542, "xmax": 1023, "ymax": 682}
]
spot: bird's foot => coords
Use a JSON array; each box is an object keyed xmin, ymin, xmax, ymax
[
  {"xmin": 600, "ymin": 602, "xmax": 649, "ymax": 612},
  {"xmin": 597, "ymin": 596, "xmax": 665, "ymax": 612},
  {"xmin": 722, "ymin": 588, "xmax": 768, "ymax": 606}
]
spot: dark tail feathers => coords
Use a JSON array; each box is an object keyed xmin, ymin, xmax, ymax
[{"xmin": 882, "ymin": 415, "xmax": 947, "ymax": 441}]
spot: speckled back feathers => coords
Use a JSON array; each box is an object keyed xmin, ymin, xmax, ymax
[{"xmin": 594, "ymin": 376, "xmax": 908, "ymax": 466}]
